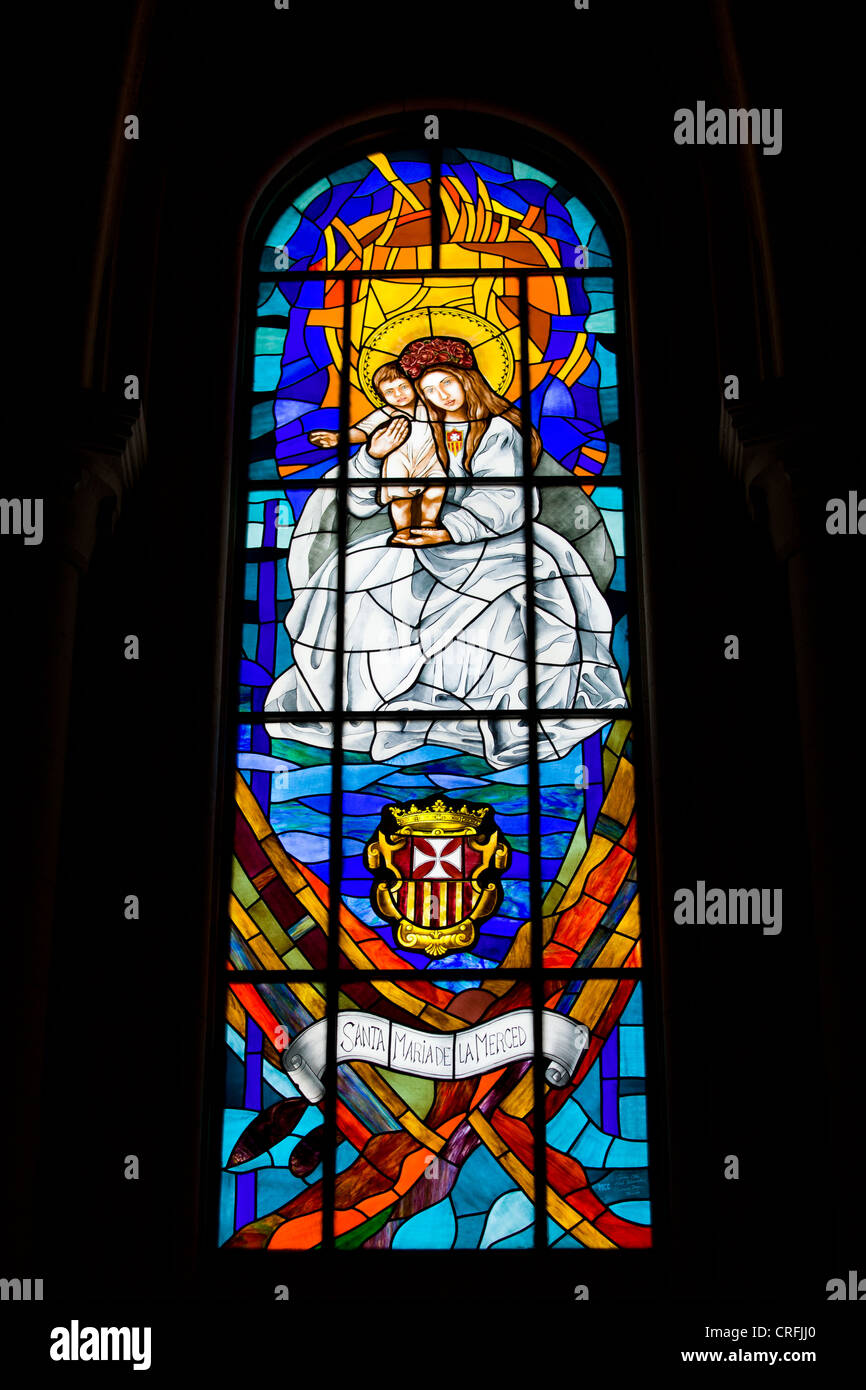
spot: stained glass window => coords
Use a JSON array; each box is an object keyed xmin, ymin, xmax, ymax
[{"xmin": 219, "ymin": 147, "xmax": 652, "ymax": 1252}]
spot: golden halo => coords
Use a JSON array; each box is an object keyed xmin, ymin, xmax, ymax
[{"xmin": 358, "ymin": 308, "xmax": 515, "ymax": 406}]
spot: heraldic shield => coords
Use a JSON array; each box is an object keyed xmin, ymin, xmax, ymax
[{"xmin": 364, "ymin": 797, "xmax": 511, "ymax": 958}]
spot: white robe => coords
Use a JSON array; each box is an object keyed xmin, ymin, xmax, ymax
[{"xmin": 264, "ymin": 416, "xmax": 627, "ymax": 769}]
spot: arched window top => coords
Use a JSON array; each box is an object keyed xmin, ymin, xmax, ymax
[
  {"xmin": 260, "ymin": 147, "xmax": 612, "ymax": 274},
  {"xmin": 251, "ymin": 146, "xmax": 621, "ymax": 489}
]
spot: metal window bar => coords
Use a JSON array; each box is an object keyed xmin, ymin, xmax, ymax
[
  {"xmin": 516, "ymin": 275, "xmax": 548, "ymax": 1248},
  {"xmin": 255, "ymin": 268, "xmax": 614, "ymax": 281}
]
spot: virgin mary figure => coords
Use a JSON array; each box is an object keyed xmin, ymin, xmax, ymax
[{"xmin": 264, "ymin": 337, "xmax": 627, "ymax": 769}]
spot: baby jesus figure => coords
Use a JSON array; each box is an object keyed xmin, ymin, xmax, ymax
[{"xmin": 309, "ymin": 362, "xmax": 447, "ymax": 544}]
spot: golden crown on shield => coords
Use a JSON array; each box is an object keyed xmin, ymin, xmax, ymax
[
  {"xmin": 388, "ymin": 799, "xmax": 486, "ymax": 836},
  {"xmin": 368, "ymin": 796, "xmax": 511, "ymax": 958}
]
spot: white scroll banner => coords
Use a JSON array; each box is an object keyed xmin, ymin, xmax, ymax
[{"xmin": 280, "ymin": 1010, "xmax": 589, "ymax": 1103}]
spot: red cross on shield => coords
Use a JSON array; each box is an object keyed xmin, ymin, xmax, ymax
[
  {"xmin": 390, "ymin": 834, "xmax": 483, "ymax": 928},
  {"xmin": 364, "ymin": 798, "xmax": 511, "ymax": 955}
]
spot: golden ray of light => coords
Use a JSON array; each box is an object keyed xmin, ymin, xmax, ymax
[
  {"xmin": 440, "ymin": 185, "xmax": 460, "ymax": 236},
  {"xmin": 324, "ymin": 326, "xmax": 342, "ymax": 374},
  {"xmin": 476, "ymin": 177, "xmax": 494, "ymax": 242},
  {"xmin": 449, "ymin": 174, "xmax": 476, "ymax": 242},
  {"xmin": 519, "ymin": 222, "xmax": 562, "ymax": 268},
  {"xmin": 554, "ymin": 276, "xmax": 571, "ymax": 315},
  {"xmin": 563, "ymin": 346, "xmax": 592, "ymax": 386},
  {"xmin": 557, "ymin": 332, "xmax": 589, "ymax": 383},
  {"xmin": 493, "ymin": 208, "xmax": 513, "ymax": 241},
  {"xmin": 368, "ymin": 153, "xmax": 424, "ymax": 212},
  {"xmin": 331, "ymin": 216, "xmax": 364, "ymax": 260},
  {"xmin": 374, "ymin": 188, "xmax": 402, "ymax": 247}
]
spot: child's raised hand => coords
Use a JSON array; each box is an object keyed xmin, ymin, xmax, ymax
[
  {"xmin": 308, "ymin": 429, "xmax": 338, "ymax": 448},
  {"xmin": 368, "ymin": 417, "xmax": 410, "ymax": 459}
]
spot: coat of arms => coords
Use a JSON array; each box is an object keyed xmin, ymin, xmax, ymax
[{"xmin": 364, "ymin": 797, "xmax": 511, "ymax": 957}]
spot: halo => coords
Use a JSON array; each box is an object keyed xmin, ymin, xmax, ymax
[{"xmin": 358, "ymin": 308, "xmax": 515, "ymax": 406}]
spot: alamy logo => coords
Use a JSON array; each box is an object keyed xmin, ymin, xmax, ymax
[
  {"xmin": 0, "ymin": 497, "xmax": 43, "ymax": 545},
  {"xmin": 673, "ymin": 882, "xmax": 782, "ymax": 935},
  {"xmin": 49, "ymin": 1320, "xmax": 152, "ymax": 1372},
  {"xmin": 826, "ymin": 492, "xmax": 865, "ymax": 534},
  {"xmin": 674, "ymin": 102, "xmax": 782, "ymax": 156},
  {"xmin": 1, "ymin": 1276, "xmax": 43, "ymax": 1300},
  {"xmin": 826, "ymin": 1270, "xmax": 865, "ymax": 1300}
]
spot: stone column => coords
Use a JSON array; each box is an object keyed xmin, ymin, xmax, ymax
[
  {"xmin": 10, "ymin": 391, "xmax": 145, "ymax": 1264},
  {"xmin": 719, "ymin": 378, "xmax": 839, "ymax": 1115}
]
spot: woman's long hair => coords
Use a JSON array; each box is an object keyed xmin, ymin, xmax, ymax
[{"xmin": 417, "ymin": 366, "xmax": 542, "ymax": 473}]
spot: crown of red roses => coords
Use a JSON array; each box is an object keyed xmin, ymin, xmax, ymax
[{"xmin": 398, "ymin": 337, "xmax": 477, "ymax": 380}]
